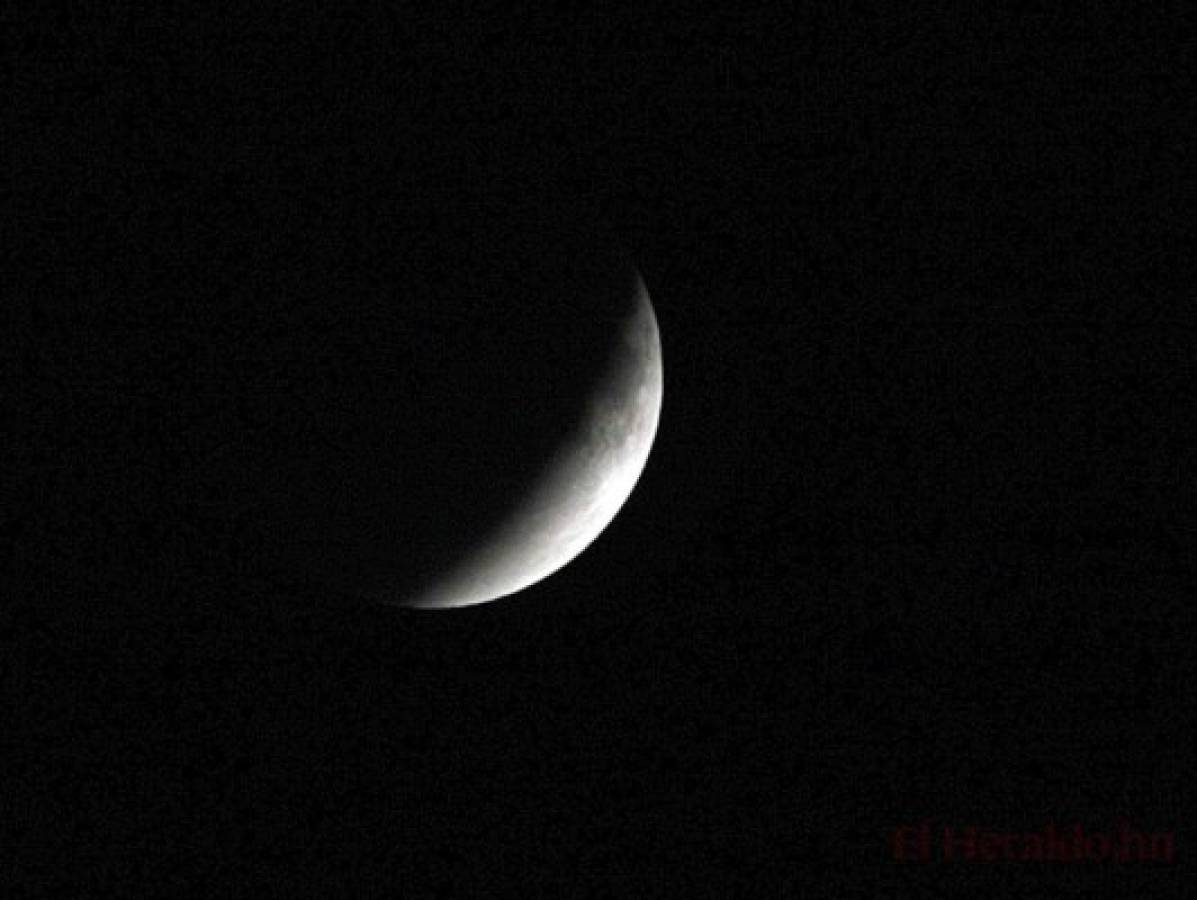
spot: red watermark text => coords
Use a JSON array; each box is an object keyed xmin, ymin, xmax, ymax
[{"xmin": 889, "ymin": 821, "xmax": 1176, "ymax": 863}]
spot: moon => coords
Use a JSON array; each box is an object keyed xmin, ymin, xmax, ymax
[{"xmin": 402, "ymin": 273, "xmax": 663, "ymax": 609}]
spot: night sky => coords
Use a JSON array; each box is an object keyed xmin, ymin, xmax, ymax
[{"xmin": 9, "ymin": 6, "xmax": 1193, "ymax": 895}]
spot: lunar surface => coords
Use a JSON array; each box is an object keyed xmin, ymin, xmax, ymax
[{"xmin": 404, "ymin": 274, "xmax": 663, "ymax": 609}]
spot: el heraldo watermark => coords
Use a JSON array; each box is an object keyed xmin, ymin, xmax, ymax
[{"xmin": 889, "ymin": 821, "xmax": 1176, "ymax": 864}]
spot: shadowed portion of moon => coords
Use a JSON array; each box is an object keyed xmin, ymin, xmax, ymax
[
  {"xmin": 401, "ymin": 276, "xmax": 662, "ymax": 609},
  {"xmin": 209, "ymin": 201, "xmax": 659, "ymax": 609}
]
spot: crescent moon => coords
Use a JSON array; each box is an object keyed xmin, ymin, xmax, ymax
[{"xmin": 404, "ymin": 273, "xmax": 663, "ymax": 609}]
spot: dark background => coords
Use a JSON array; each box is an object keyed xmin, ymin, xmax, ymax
[{"xmin": 8, "ymin": 5, "xmax": 1193, "ymax": 895}]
